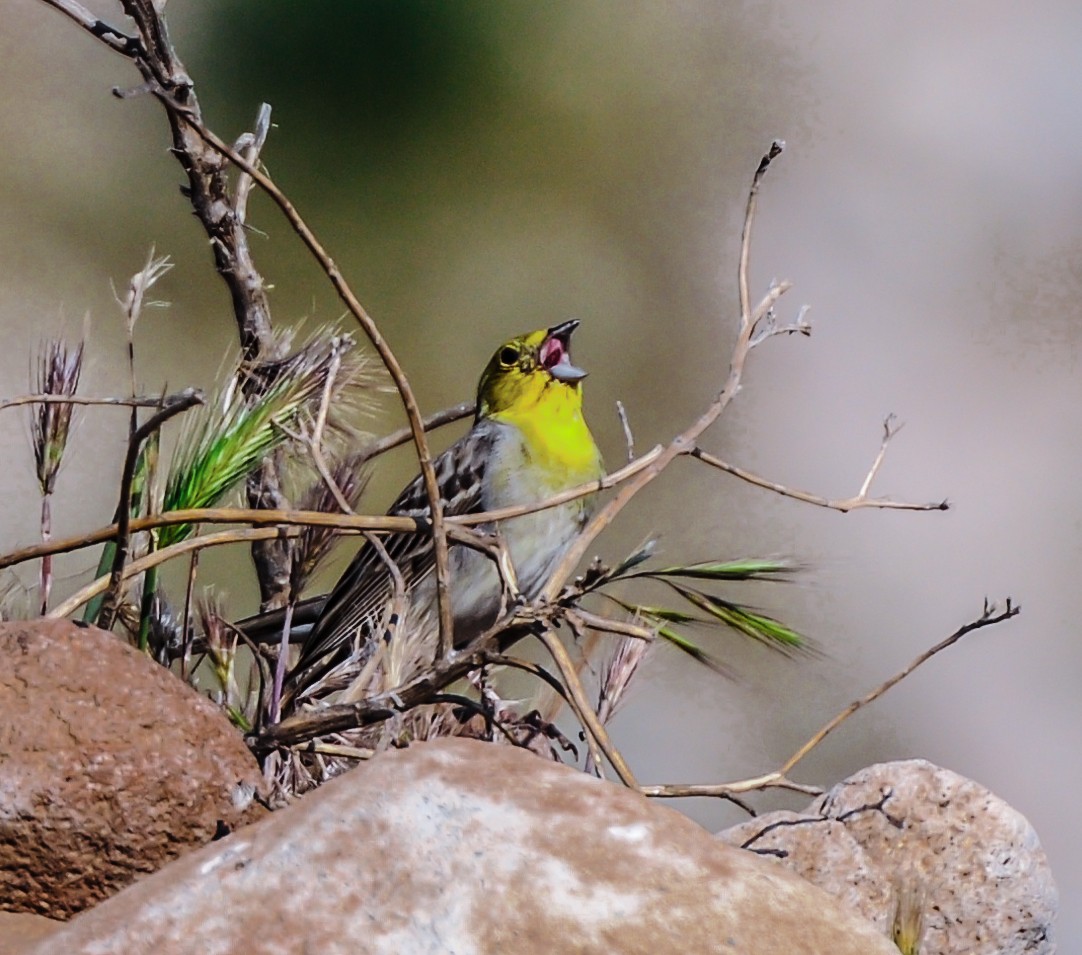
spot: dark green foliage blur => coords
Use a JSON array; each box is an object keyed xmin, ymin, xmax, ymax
[{"xmin": 198, "ymin": 2, "xmax": 509, "ymax": 176}]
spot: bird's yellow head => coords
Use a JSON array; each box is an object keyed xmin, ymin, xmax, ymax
[
  {"xmin": 476, "ymin": 320, "xmax": 600, "ymax": 479},
  {"xmin": 476, "ymin": 319, "xmax": 588, "ymax": 420}
]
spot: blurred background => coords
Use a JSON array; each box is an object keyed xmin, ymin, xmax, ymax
[{"xmin": 3, "ymin": 0, "xmax": 1079, "ymax": 938}]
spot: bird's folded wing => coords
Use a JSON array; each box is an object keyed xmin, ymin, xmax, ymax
[{"xmin": 289, "ymin": 422, "xmax": 498, "ymax": 675}]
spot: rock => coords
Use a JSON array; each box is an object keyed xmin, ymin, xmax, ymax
[
  {"xmin": 0, "ymin": 619, "xmax": 265, "ymax": 918},
  {"xmin": 31, "ymin": 737, "xmax": 897, "ymax": 954},
  {"xmin": 720, "ymin": 809, "xmax": 893, "ymax": 931},
  {"xmin": 719, "ymin": 759, "xmax": 1057, "ymax": 954},
  {"xmin": 0, "ymin": 912, "xmax": 60, "ymax": 954}
]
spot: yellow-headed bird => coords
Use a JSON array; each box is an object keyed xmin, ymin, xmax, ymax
[{"xmin": 284, "ymin": 319, "xmax": 603, "ymax": 700}]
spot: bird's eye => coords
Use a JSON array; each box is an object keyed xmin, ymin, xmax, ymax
[{"xmin": 499, "ymin": 346, "xmax": 520, "ymax": 367}]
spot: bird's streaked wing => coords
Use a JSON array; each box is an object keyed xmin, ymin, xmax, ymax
[{"xmin": 288, "ymin": 422, "xmax": 497, "ymax": 680}]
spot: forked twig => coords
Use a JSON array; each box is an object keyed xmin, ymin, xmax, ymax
[
  {"xmin": 540, "ymin": 142, "xmax": 788, "ymax": 603},
  {"xmin": 639, "ymin": 599, "xmax": 1020, "ymax": 800},
  {"xmin": 689, "ymin": 415, "xmax": 949, "ymax": 514},
  {"xmin": 777, "ymin": 598, "xmax": 1019, "ymax": 776}
]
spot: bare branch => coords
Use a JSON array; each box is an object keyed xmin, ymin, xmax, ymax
[
  {"xmin": 689, "ymin": 437, "xmax": 949, "ymax": 514},
  {"xmin": 535, "ymin": 624, "xmax": 638, "ymax": 788},
  {"xmin": 0, "ymin": 445, "xmax": 660, "ymax": 575},
  {"xmin": 777, "ymin": 598, "xmax": 1019, "ymax": 777},
  {"xmin": 49, "ymin": 526, "xmax": 298, "ymax": 621},
  {"xmin": 356, "ymin": 400, "xmax": 475, "ymax": 466},
  {"xmin": 454, "ymin": 446, "xmax": 663, "ymax": 526},
  {"xmin": 38, "ymin": 0, "xmax": 140, "ymax": 56},
  {"xmin": 739, "ymin": 140, "xmax": 785, "ymax": 329},
  {"xmin": 749, "ymin": 299, "xmax": 811, "ymax": 347},
  {"xmin": 0, "ymin": 394, "xmax": 171, "ymax": 412},
  {"xmin": 640, "ymin": 599, "xmax": 1020, "ymax": 801},
  {"xmin": 640, "ymin": 777, "xmax": 823, "ymax": 799},
  {"xmin": 540, "ymin": 143, "xmax": 789, "ymax": 603}
]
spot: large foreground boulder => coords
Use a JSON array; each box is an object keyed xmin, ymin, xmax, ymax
[
  {"xmin": 0, "ymin": 619, "xmax": 265, "ymax": 917},
  {"xmin": 30, "ymin": 737, "xmax": 898, "ymax": 954}
]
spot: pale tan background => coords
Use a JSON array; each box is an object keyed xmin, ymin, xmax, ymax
[{"xmin": 2, "ymin": 0, "xmax": 1079, "ymax": 940}]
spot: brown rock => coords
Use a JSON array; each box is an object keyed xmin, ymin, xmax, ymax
[
  {"xmin": 0, "ymin": 619, "xmax": 265, "ymax": 918},
  {"xmin": 0, "ymin": 912, "xmax": 60, "ymax": 954},
  {"xmin": 31, "ymin": 737, "xmax": 897, "ymax": 955},
  {"xmin": 719, "ymin": 759, "xmax": 1058, "ymax": 954}
]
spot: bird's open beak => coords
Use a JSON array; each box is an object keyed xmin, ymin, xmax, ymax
[{"xmin": 540, "ymin": 319, "xmax": 588, "ymax": 383}]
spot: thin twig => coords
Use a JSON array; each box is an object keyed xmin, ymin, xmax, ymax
[
  {"xmin": 454, "ymin": 446, "xmax": 662, "ymax": 526},
  {"xmin": 37, "ymin": 0, "xmax": 141, "ymax": 55},
  {"xmin": 234, "ymin": 102, "xmax": 271, "ymax": 223},
  {"xmin": 49, "ymin": 526, "xmax": 299, "ymax": 621},
  {"xmin": 640, "ymin": 599, "xmax": 1020, "ymax": 800},
  {"xmin": 739, "ymin": 142, "xmax": 784, "ymax": 332},
  {"xmin": 858, "ymin": 414, "xmax": 900, "ymax": 500},
  {"xmin": 256, "ymin": 623, "xmax": 536, "ymax": 749},
  {"xmin": 0, "ymin": 509, "xmax": 420, "ymax": 572},
  {"xmin": 540, "ymin": 143, "xmax": 788, "ymax": 603},
  {"xmin": 180, "ymin": 549, "xmax": 199, "ymax": 677},
  {"xmin": 534, "ymin": 625, "xmax": 638, "ymax": 788},
  {"xmin": 356, "ymin": 400, "xmax": 475, "ymax": 466},
  {"xmin": 640, "ymin": 777, "xmax": 823, "ymax": 799},
  {"xmin": 616, "ymin": 400, "xmax": 635, "ymax": 464},
  {"xmin": 294, "ymin": 340, "xmax": 354, "ymax": 514},
  {"xmin": 777, "ymin": 598, "xmax": 1019, "ymax": 776},
  {"xmin": 97, "ymin": 388, "xmax": 204, "ymax": 629},
  {"xmin": 0, "ymin": 394, "xmax": 173, "ymax": 412},
  {"xmin": 568, "ymin": 608, "xmax": 655, "ymax": 642},
  {"xmin": 0, "ymin": 452, "xmax": 660, "ymax": 573},
  {"xmin": 689, "ymin": 445, "xmax": 949, "ymax": 514}
]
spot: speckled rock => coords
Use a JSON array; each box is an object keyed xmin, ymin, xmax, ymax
[
  {"xmin": 0, "ymin": 619, "xmax": 265, "ymax": 918},
  {"xmin": 719, "ymin": 759, "xmax": 1057, "ymax": 954},
  {"xmin": 30, "ymin": 738, "xmax": 899, "ymax": 955}
]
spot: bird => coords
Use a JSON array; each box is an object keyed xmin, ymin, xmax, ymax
[{"xmin": 281, "ymin": 319, "xmax": 604, "ymax": 704}]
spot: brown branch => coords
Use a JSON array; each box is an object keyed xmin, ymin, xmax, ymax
[
  {"xmin": 49, "ymin": 526, "xmax": 300, "ymax": 620},
  {"xmin": 254, "ymin": 623, "xmax": 534, "ymax": 750},
  {"xmin": 0, "ymin": 451, "xmax": 660, "ymax": 573},
  {"xmin": 640, "ymin": 777, "xmax": 824, "ymax": 799},
  {"xmin": 355, "ymin": 400, "xmax": 475, "ymax": 466},
  {"xmin": 454, "ymin": 446, "xmax": 663, "ymax": 526},
  {"xmin": 777, "ymin": 597, "xmax": 1019, "ymax": 776},
  {"xmin": 640, "ymin": 599, "xmax": 1020, "ymax": 800},
  {"xmin": 535, "ymin": 624, "xmax": 638, "ymax": 788},
  {"xmin": 0, "ymin": 508, "xmax": 421, "ymax": 572},
  {"xmin": 37, "ymin": 0, "xmax": 140, "ymax": 56},
  {"xmin": 689, "ymin": 434, "xmax": 949, "ymax": 514},
  {"xmin": 0, "ymin": 393, "xmax": 172, "ymax": 412},
  {"xmin": 615, "ymin": 400, "xmax": 635, "ymax": 464},
  {"xmin": 540, "ymin": 142, "xmax": 788, "ymax": 603}
]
